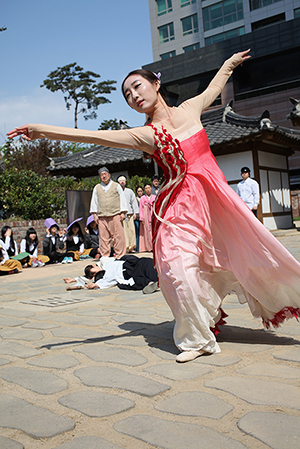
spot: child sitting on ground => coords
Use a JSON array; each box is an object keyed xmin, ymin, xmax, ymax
[
  {"xmin": 20, "ymin": 227, "xmax": 49, "ymax": 267},
  {"xmin": 0, "ymin": 244, "xmax": 22, "ymax": 274},
  {"xmin": 85, "ymin": 215, "xmax": 101, "ymax": 259},
  {"xmin": 43, "ymin": 218, "xmax": 65, "ymax": 263},
  {"xmin": 61, "ymin": 219, "xmax": 85, "ymax": 263},
  {"xmin": 0, "ymin": 226, "xmax": 18, "ymax": 258}
]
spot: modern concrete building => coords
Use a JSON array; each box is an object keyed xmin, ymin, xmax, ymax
[
  {"xmin": 149, "ymin": 0, "xmax": 300, "ymax": 61},
  {"xmin": 144, "ymin": 13, "xmax": 300, "ymax": 129}
]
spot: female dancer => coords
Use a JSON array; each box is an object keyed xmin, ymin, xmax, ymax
[
  {"xmin": 8, "ymin": 50, "xmax": 300, "ymax": 362},
  {"xmin": 139, "ymin": 183, "xmax": 156, "ymax": 252}
]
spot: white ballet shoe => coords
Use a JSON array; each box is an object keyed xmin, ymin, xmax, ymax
[{"xmin": 176, "ymin": 349, "xmax": 205, "ymax": 363}]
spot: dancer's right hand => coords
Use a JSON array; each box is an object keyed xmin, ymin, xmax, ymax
[{"xmin": 7, "ymin": 125, "xmax": 31, "ymax": 141}]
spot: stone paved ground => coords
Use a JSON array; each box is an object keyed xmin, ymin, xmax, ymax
[{"xmin": 0, "ymin": 231, "xmax": 300, "ymax": 448}]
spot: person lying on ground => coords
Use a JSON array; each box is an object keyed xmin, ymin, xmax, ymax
[{"xmin": 64, "ymin": 254, "xmax": 159, "ymax": 294}]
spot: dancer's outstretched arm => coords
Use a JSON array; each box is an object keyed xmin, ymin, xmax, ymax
[
  {"xmin": 183, "ymin": 49, "xmax": 251, "ymax": 114},
  {"xmin": 7, "ymin": 123, "xmax": 155, "ymax": 154}
]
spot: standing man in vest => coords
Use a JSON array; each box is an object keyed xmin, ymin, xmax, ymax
[{"xmin": 90, "ymin": 167, "xmax": 128, "ymax": 259}]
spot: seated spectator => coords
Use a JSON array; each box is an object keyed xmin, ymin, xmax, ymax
[
  {"xmin": 0, "ymin": 244, "xmax": 22, "ymax": 275},
  {"xmin": 20, "ymin": 227, "xmax": 49, "ymax": 267},
  {"xmin": 62, "ymin": 218, "xmax": 92, "ymax": 263},
  {"xmin": 43, "ymin": 218, "xmax": 65, "ymax": 263},
  {"xmin": 85, "ymin": 215, "xmax": 101, "ymax": 259},
  {"xmin": 0, "ymin": 226, "xmax": 18, "ymax": 258}
]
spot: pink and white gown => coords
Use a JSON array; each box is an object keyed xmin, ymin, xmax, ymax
[
  {"xmin": 139, "ymin": 194, "xmax": 156, "ymax": 252},
  {"xmin": 26, "ymin": 53, "xmax": 300, "ymax": 355},
  {"xmin": 151, "ymin": 124, "xmax": 300, "ymax": 354}
]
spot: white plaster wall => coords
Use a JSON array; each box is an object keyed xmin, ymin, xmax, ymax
[
  {"xmin": 260, "ymin": 169, "xmax": 270, "ymax": 213},
  {"xmin": 282, "ymin": 172, "xmax": 291, "ymax": 211},
  {"xmin": 258, "ymin": 151, "xmax": 287, "ymax": 169},
  {"xmin": 216, "ymin": 151, "xmax": 253, "ymax": 181}
]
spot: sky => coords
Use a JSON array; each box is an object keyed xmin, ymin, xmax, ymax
[{"xmin": 0, "ymin": 0, "xmax": 153, "ymax": 145}]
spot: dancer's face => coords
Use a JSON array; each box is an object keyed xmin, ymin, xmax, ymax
[
  {"xmin": 123, "ymin": 75, "xmax": 159, "ymax": 114},
  {"xmin": 89, "ymin": 221, "xmax": 97, "ymax": 230}
]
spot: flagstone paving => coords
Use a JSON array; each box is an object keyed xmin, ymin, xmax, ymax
[{"xmin": 0, "ymin": 231, "xmax": 299, "ymax": 448}]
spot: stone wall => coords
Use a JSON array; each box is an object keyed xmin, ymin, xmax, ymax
[{"xmin": 0, "ymin": 219, "xmax": 67, "ymax": 250}]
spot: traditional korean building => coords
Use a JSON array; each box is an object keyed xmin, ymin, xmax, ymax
[{"xmin": 48, "ymin": 102, "xmax": 300, "ymax": 230}]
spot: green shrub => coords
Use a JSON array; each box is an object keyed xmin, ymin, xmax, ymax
[{"xmin": 0, "ymin": 169, "xmax": 154, "ymax": 220}]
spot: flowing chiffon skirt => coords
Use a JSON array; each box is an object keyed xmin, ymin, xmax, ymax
[{"xmin": 153, "ymin": 128, "xmax": 300, "ymax": 353}]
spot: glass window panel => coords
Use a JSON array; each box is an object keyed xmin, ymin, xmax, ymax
[
  {"xmin": 211, "ymin": 18, "xmax": 223, "ymax": 28},
  {"xmin": 182, "ymin": 14, "xmax": 198, "ymax": 36},
  {"xmin": 210, "ymin": 4, "xmax": 223, "ymax": 20},
  {"xmin": 224, "ymin": 0, "xmax": 237, "ymax": 15},
  {"xmin": 295, "ymin": 8, "xmax": 300, "ymax": 19},
  {"xmin": 183, "ymin": 43, "xmax": 200, "ymax": 52},
  {"xmin": 225, "ymin": 28, "xmax": 239, "ymax": 38},
  {"xmin": 158, "ymin": 23, "xmax": 174, "ymax": 43},
  {"xmin": 169, "ymin": 22, "xmax": 174, "ymax": 39},
  {"xmin": 213, "ymin": 33, "xmax": 225, "ymax": 43},
  {"xmin": 157, "ymin": 0, "xmax": 172, "ymax": 16},
  {"xmin": 161, "ymin": 50, "xmax": 176, "ymax": 59},
  {"xmin": 250, "ymin": 0, "xmax": 284, "ymax": 10},
  {"xmin": 192, "ymin": 14, "xmax": 199, "ymax": 32},
  {"xmin": 204, "ymin": 1, "xmax": 244, "ymax": 29},
  {"xmin": 181, "ymin": 0, "xmax": 196, "ymax": 6},
  {"xmin": 203, "ymin": 8, "xmax": 210, "ymax": 22},
  {"xmin": 157, "ymin": 0, "xmax": 166, "ymax": 15},
  {"xmin": 224, "ymin": 13, "xmax": 237, "ymax": 24}
]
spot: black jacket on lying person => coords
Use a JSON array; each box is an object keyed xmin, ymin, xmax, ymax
[{"xmin": 92, "ymin": 255, "xmax": 158, "ymax": 290}]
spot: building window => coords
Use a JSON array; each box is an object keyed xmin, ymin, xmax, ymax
[
  {"xmin": 160, "ymin": 50, "xmax": 176, "ymax": 59},
  {"xmin": 180, "ymin": 0, "xmax": 196, "ymax": 7},
  {"xmin": 203, "ymin": 0, "xmax": 244, "ymax": 31},
  {"xmin": 183, "ymin": 43, "xmax": 200, "ymax": 52},
  {"xmin": 156, "ymin": 0, "xmax": 172, "ymax": 16},
  {"xmin": 205, "ymin": 26, "xmax": 244, "ymax": 45},
  {"xmin": 181, "ymin": 14, "xmax": 199, "ymax": 36},
  {"xmin": 251, "ymin": 13, "xmax": 285, "ymax": 31},
  {"xmin": 295, "ymin": 8, "xmax": 300, "ymax": 18},
  {"xmin": 249, "ymin": 0, "xmax": 282, "ymax": 11},
  {"xmin": 158, "ymin": 22, "xmax": 175, "ymax": 43}
]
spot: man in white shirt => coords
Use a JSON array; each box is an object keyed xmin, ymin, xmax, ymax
[
  {"xmin": 117, "ymin": 175, "xmax": 139, "ymax": 253},
  {"xmin": 236, "ymin": 167, "xmax": 260, "ymax": 216},
  {"xmin": 90, "ymin": 167, "xmax": 128, "ymax": 258}
]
